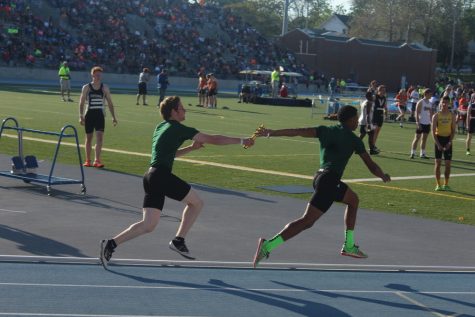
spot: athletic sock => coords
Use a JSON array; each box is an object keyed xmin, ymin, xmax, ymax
[
  {"xmin": 344, "ymin": 230, "xmax": 355, "ymax": 249},
  {"xmin": 264, "ymin": 235, "xmax": 284, "ymax": 253}
]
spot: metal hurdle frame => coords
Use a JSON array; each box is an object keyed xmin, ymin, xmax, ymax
[{"xmin": 0, "ymin": 117, "xmax": 86, "ymax": 195}]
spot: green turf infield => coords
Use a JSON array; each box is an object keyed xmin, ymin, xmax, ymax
[{"xmin": 1, "ymin": 85, "xmax": 474, "ymax": 225}]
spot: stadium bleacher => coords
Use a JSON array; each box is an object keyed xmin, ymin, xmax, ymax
[{"xmin": 0, "ymin": 0, "xmax": 305, "ymax": 78}]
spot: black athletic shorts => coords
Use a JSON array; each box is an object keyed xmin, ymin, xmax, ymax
[
  {"xmin": 138, "ymin": 82, "xmax": 147, "ymax": 95},
  {"xmin": 142, "ymin": 166, "xmax": 191, "ymax": 210},
  {"xmin": 416, "ymin": 124, "xmax": 431, "ymax": 134},
  {"xmin": 372, "ymin": 114, "xmax": 384, "ymax": 127},
  {"xmin": 469, "ymin": 119, "xmax": 475, "ymax": 134},
  {"xmin": 309, "ymin": 170, "xmax": 348, "ymax": 212},
  {"xmin": 85, "ymin": 109, "xmax": 105, "ymax": 134},
  {"xmin": 434, "ymin": 136, "xmax": 452, "ymax": 160}
]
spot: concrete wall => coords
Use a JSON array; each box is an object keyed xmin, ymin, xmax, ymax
[{"xmin": 0, "ymin": 67, "xmax": 243, "ymax": 93}]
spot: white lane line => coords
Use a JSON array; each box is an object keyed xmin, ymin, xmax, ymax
[
  {"xmin": 0, "ymin": 208, "xmax": 27, "ymax": 214},
  {"xmin": 1, "ymin": 282, "xmax": 474, "ymax": 295},
  {"xmin": 1, "ymin": 255, "xmax": 475, "ymax": 272},
  {"xmin": 0, "ymin": 312, "xmax": 205, "ymax": 317},
  {"xmin": 395, "ymin": 292, "xmax": 447, "ymax": 317},
  {"xmin": 2, "ymin": 133, "xmax": 475, "ymax": 183}
]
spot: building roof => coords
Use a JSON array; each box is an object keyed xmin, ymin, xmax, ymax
[
  {"xmin": 334, "ymin": 14, "xmax": 351, "ymax": 26},
  {"xmin": 294, "ymin": 28, "xmax": 433, "ymax": 51}
]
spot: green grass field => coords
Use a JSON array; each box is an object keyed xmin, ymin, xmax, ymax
[{"xmin": 1, "ymin": 85, "xmax": 474, "ymax": 225}]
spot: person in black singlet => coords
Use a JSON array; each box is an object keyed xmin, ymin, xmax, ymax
[{"xmin": 79, "ymin": 66, "xmax": 118, "ymax": 168}]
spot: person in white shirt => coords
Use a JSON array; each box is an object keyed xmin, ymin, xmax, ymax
[{"xmin": 410, "ymin": 89, "xmax": 433, "ymax": 159}]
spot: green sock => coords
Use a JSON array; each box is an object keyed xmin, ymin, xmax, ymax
[
  {"xmin": 344, "ymin": 230, "xmax": 354, "ymax": 248},
  {"xmin": 264, "ymin": 235, "xmax": 284, "ymax": 253}
]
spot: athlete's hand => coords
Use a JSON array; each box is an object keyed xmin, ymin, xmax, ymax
[
  {"xmin": 255, "ymin": 127, "xmax": 271, "ymax": 138},
  {"xmin": 381, "ymin": 173, "xmax": 391, "ymax": 183},
  {"xmin": 112, "ymin": 118, "xmax": 118, "ymax": 127},
  {"xmin": 241, "ymin": 137, "xmax": 255, "ymax": 148},
  {"xmin": 190, "ymin": 140, "xmax": 204, "ymax": 150},
  {"xmin": 79, "ymin": 116, "xmax": 84, "ymax": 126}
]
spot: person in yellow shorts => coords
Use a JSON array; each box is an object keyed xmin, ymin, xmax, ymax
[{"xmin": 431, "ymin": 96, "xmax": 456, "ymax": 191}]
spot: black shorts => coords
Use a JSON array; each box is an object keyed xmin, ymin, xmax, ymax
[
  {"xmin": 434, "ymin": 136, "xmax": 452, "ymax": 160},
  {"xmin": 398, "ymin": 105, "xmax": 407, "ymax": 112},
  {"xmin": 138, "ymin": 82, "xmax": 147, "ymax": 95},
  {"xmin": 199, "ymin": 88, "xmax": 207, "ymax": 95},
  {"xmin": 309, "ymin": 170, "xmax": 348, "ymax": 212},
  {"xmin": 372, "ymin": 114, "xmax": 384, "ymax": 127},
  {"xmin": 469, "ymin": 120, "xmax": 475, "ymax": 134},
  {"xmin": 207, "ymin": 88, "xmax": 217, "ymax": 97},
  {"xmin": 416, "ymin": 124, "xmax": 431, "ymax": 134},
  {"xmin": 85, "ymin": 109, "xmax": 105, "ymax": 134},
  {"xmin": 142, "ymin": 166, "xmax": 191, "ymax": 210}
]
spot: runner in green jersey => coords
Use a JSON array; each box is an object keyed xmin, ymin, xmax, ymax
[
  {"xmin": 99, "ymin": 96, "xmax": 254, "ymax": 267},
  {"xmin": 252, "ymin": 105, "xmax": 391, "ymax": 267}
]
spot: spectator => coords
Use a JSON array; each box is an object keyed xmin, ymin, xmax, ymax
[
  {"xmin": 136, "ymin": 67, "xmax": 151, "ymax": 106},
  {"xmin": 157, "ymin": 68, "xmax": 169, "ymax": 105},
  {"xmin": 58, "ymin": 61, "xmax": 73, "ymax": 102}
]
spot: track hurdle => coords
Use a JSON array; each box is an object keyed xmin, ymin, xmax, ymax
[{"xmin": 0, "ymin": 117, "xmax": 86, "ymax": 195}]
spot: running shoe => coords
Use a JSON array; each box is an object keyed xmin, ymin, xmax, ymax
[
  {"xmin": 369, "ymin": 149, "xmax": 379, "ymax": 155},
  {"xmin": 410, "ymin": 153, "xmax": 415, "ymax": 159},
  {"xmin": 435, "ymin": 185, "xmax": 444, "ymax": 191},
  {"xmin": 467, "ymin": 151, "xmax": 471, "ymax": 156},
  {"xmin": 252, "ymin": 238, "xmax": 270, "ymax": 268},
  {"xmin": 340, "ymin": 244, "xmax": 368, "ymax": 258},
  {"xmin": 442, "ymin": 185, "xmax": 452, "ymax": 191},
  {"xmin": 83, "ymin": 160, "xmax": 92, "ymax": 167},
  {"xmin": 67, "ymin": 98, "xmax": 74, "ymax": 102},
  {"xmin": 99, "ymin": 239, "xmax": 115, "ymax": 269},
  {"xmin": 420, "ymin": 154, "xmax": 429, "ymax": 159},
  {"xmin": 93, "ymin": 160, "xmax": 104, "ymax": 168},
  {"xmin": 169, "ymin": 238, "xmax": 195, "ymax": 260}
]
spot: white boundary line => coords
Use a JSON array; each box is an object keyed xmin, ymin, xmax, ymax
[
  {"xmin": 0, "ymin": 282, "xmax": 474, "ymax": 295},
  {"xmin": 2, "ymin": 133, "xmax": 475, "ymax": 183},
  {"xmin": 395, "ymin": 292, "xmax": 447, "ymax": 317},
  {"xmin": 0, "ymin": 314, "xmax": 203, "ymax": 317},
  {"xmin": 0, "ymin": 255, "xmax": 474, "ymax": 272},
  {"xmin": 0, "ymin": 208, "xmax": 28, "ymax": 214}
]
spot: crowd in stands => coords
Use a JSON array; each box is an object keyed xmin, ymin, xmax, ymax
[{"xmin": 0, "ymin": 0, "xmax": 303, "ymax": 78}]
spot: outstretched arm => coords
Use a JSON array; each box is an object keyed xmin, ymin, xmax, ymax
[
  {"xmin": 256, "ymin": 127, "xmax": 317, "ymax": 138},
  {"xmin": 359, "ymin": 152, "xmax": 390, "ymax": 182},
  {"xmin": 193, "ymin": 132, "xmax": 254, "ymax": 147}
]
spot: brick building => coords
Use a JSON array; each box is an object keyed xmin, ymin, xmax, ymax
[{"xmin": 278, "ymin": 28, "xmax": 437, "ymax": 91}]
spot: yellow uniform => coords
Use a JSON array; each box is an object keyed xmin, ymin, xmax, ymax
[{"xmin": 436, "ymin": 112, "xmax": 453, "ymax": 137}]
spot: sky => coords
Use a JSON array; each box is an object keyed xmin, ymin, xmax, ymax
[{"xmin": 331, "ymin": 0, "xmax": 352, "ymax": 11}]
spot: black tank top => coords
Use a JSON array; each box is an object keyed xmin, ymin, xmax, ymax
[{"xmin": 87, "ymin": 83, "xmax": 104, "ymax": 110}]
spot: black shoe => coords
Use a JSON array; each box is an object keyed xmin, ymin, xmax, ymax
[
  {"xmin": 99, "ymin": 239, "xmax": 115, "ymax": 269},
  {"xmin": 410, "ymin": 153, "xmax": 415, "ymax": 159},
  {"xmin": 169, "ymin": 237, "xmax": 195, "ymax": 260},
  {"xmin": 420, "ymin": 154, "xmax": 429, "ymax": 159},
  {"xmin": 369, "ymin": 149, "xmax": 379, "ymax": 155}
]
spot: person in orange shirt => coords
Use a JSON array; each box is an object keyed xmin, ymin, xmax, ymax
[
  {"xmin": 395, "ymin": 89, "xmax": 408, "ymax": 128},
  {"xmin": 206, "ymin": 73, "xmax": 218, "ymax": 108},
  {"xmin": 457, "ymin": 90, "xmax": 470, "ymax": 134}
]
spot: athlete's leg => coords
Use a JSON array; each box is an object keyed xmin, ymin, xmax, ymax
[
  {"xmin": 84, "ymin": 132, "xmax": 94, "ymax": 162},
  {"xmin": 434, "ymin": 158, "xmax": 442, "ymax": 186},
  {"xmin": 112, "ymin": 208, "xmax": 161, "ymax": 246},
  {"xmin": 278, "ymin": 203, "xmax": 324, "ymax": 241},
  {"xmin": 466, "ymin": 133, "xmax": 472, "ymax": 152},
  {"xmin": 420, "ymin": 132, "xmax": 429, "ymax": 153},
  {"xmin": 411, "ymin": 133, "xmax": 421, "ymax": 152},
  {"xmin": 175, "ymin": 188, "xmax": 204, "ymax": 238},
  {"xmin": 341, "ymin": 187, "xmax": 359, "ymax": 231},
  {"xmin": 444, "ymin": 160, "xmax": 452, "ymax": 185},
  {"xmin": 94, "ymin": 131, "xmax": 104, "ymax": 162}
]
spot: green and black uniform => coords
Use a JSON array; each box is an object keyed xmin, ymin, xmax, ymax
[
  {"xmin": 143, "ymin": 120, "xmax": 199, "ymax": 209},
  {"xmin": 310, "ymin": 125, "xmax": 365, "ymax": 212}
]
